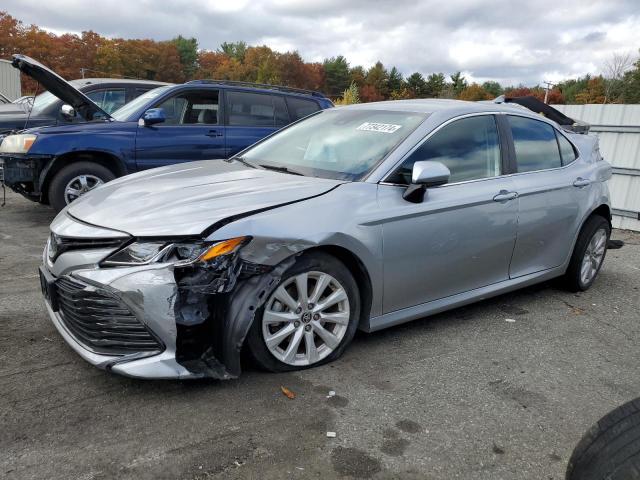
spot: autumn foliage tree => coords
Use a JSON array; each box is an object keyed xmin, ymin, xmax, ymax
[{"xmin": 1, "ymin": 11, "xmax": 637, "ymax": 105}]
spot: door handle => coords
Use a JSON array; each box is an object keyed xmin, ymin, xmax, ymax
[
  {"xmin": 573, "ymin": 177, "xmax": 591, "ymax": 188},
  {"xmin": 206, "ymin": 130, "xmax": 223, "ymax": 137},
  {"xmin": 493, "ymin": 190, "xmax": 518, "ymax": 202}
]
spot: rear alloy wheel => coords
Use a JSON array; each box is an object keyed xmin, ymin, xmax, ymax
[
  {"xmin": 247, "ymin": 252, "xmax": 360, "ymax": 372},
  {"xmin": 48, "ymin": 161, "xmax": 116, "ymax": 212},
  {"xmin": 562, "ymin": 215, "xmax": 611, "ymax": 292}
]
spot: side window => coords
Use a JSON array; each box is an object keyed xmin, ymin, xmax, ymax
[
  {"xmin": 86, "ymin": 89, "xmax": 126, "ymax": 114},
  {"xmin": 227, "ymin": 91, "xmax": 282, "ymax": 127},
  {"xmin": 387, "ymin": 115, "xmax": 501, "ymax": 185},
  {"xmin": 557, "ymin": 132, "xmax": 577, "ymax": 165},
  {"xmin": 155, "ymin": 90, "xmax": 219, "ymax": 125},
  {"xmin": 285, "ymin": 97, "xmax": 321, "ymax": 121},
  {"xmin": 509, "ymin": 116, "xmax": 562, "ymax": 172}
]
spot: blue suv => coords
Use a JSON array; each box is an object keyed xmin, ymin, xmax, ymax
[{"xmin": 0, "ymin": 55, "xmax": 333, "ymax": 211}]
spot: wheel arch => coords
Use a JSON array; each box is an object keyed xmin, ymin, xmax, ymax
[
  {"xmin": 297, "ymin": 245, "xmax": 373, "ymax": 331},
  {"xmin": 39, "ymin": 150, "xmax": 128, "ymax": 203}
]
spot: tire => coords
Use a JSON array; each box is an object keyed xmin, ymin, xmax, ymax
[
  {"xmin": 48, "ymin": 161, "xmax": 116, "ymax": 213},
  {"xmin": 561, "ymin": 215, "xmax": 611, "ymax": 292},
  {"xmin": 566, "ymin": 398, "xmax": 640, "ymax": 480},
  {"xmin": 246, "ymin": 252, "xmax": 361, "ymax": 373}
]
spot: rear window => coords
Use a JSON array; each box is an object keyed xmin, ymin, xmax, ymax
[
  {"xmin": 286, "ymin": 97, "xmax": 321, "ymax": 121},
  {"xmin": 509, "ymin": 116, "xmax": 562, "ymax": 172}
]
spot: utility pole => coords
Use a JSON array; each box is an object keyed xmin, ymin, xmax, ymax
[
  {"xmin": 80, "ymin": 68, "xmax": 86, "ymax": 79},
  {"xmin": 542, "ymin": 80, "xmax": 555, "ymax": 104}
]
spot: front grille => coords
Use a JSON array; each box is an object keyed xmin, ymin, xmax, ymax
[{"xmin": 56, "ymin": 276, "xmax": 162, "ymax": 355}]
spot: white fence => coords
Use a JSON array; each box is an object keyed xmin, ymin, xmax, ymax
[
  {"xmin": 554, "ymin": 104, "xmax": 640, "ymax": 232},
  {"xmin": 0, "ymin": 60, "xmax": 21, "ymax": 100}
]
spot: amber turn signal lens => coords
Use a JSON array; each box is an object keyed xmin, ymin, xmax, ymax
[{"xmin": 198, "ymin": 237, "xmax": 246, "ymax": 261}]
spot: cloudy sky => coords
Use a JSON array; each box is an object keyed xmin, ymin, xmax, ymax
[{"xmin": 4, "ymin": 0, "xmax": 640, "ymax": 85}]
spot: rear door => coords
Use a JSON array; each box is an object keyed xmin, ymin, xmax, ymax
[
  {"xmin": 224, "ymin": 90, "xmax": 290, "ymax": 157},
  {"xmin": 134, "ymin": 88, "xmax": 226, "ymax": 170},
  {"xmin": 506, "ymin": 115, "xmax": 588, "ymax": 277}
]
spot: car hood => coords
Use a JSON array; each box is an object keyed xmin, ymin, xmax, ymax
[
  {"xmin": 11, "ymin": 54, "xmax": 111, "ymax": 122},
  {"xmin": 66, "ymin": 160, "xmax": 345, "ymax": 237}
]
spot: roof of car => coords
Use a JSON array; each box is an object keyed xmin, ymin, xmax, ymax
[
  {"xmin": 68, "ymin": 78, "xmax": 171, "ymax": 87},
  {"xmin": 341, "ymin": 98, "xmax": 536, "ymax": 116}
]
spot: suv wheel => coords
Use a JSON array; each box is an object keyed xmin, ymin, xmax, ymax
[
  {"xmin": 48, "ymin": 162, "xmax": 115, "ymax": 212},
  {"xmin": 246, "ymin": 252, "xmax": 360, "ymax": 372}
]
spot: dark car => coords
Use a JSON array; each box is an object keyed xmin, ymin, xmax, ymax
[
  {"xmin": 0, "ymin": 55, "xmax": 334, "ymax": 211},
  {"xmin": 0, "ymin": 72, "xmax": 169, "ymax": 135}
]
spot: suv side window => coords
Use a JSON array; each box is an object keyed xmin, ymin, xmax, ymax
[
  {"xmin": 155, "ymin": 90, "xmax": 219, "ymax": 125},
  {"xmin": 509, "ymin": 116, "xmax": 562, "ymax": 172},
  {"xmin": 285, "ymin": 97, "xmax": 321, "ymax": 121},
  {"xmin": 226, "ymin": 91, "xmax": 288, "ymax": 127},
  {"xmin": 86, "ymin": 88, "xmax": 126, "ymax": 114},
  {"xmin": 386, "ymin": 115, "xmax": 501, "ymax": 185},
  {"xmin": 557, "ymin": 132, "xmax": 577, "ymax": 165}
]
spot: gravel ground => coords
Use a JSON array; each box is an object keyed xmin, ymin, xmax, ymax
[{"xmin": 1, "ymin": 189, "xmax": 639, "ymax": 480}]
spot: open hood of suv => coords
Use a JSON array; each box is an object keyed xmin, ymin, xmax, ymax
[{"xmin": 11, "ymin": 54, "xmax": 112, "ymax": 122}]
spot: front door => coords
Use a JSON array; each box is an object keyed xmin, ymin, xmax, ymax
[
  {"xmin": 378, "ymin": 115, "xmax": 519, "ymax": 313},
  {"xmin": 135, "ymin": 89, "xmax": 225, "ymax": 170}
]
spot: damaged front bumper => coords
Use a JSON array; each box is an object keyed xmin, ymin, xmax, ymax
[
  {"xmin": 42, "ymin": 216, "xmax": 290, "ymax": 380},
  {"xmin": 1, "ymin": 153, "xmax": 53, "ymax": 201}
]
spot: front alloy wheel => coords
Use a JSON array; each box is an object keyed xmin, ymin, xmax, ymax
[
  {"xmin": 246, "ymin": 252, "xmax": 360, "ymax": 372},
  {"xmin": 262, "ymin": 271, "xmax": 350, "ymax": 366},
  {"xmin": 64, "ymin": 174, "xmax": 104, "ymax": 204}
]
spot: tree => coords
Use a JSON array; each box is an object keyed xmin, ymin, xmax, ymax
[
  {"xmin": 481, "ymin": 80, "xmax": 503, "ymax": 97},
  {"xmin": 218, "ymin": 41, "xmax": 247, "ymax": 62},
  {"xmin": 365, "ymin": 61, "xmax": 389, "ymax": 99},
  {"xmin": 335, "ymin": 81, "xmax": 360, "ymax": 105},
  {"xmin": 425, "ymin": 73, "xmax": 446, "ymax": 97},
  {"xmin": 405, "ymin": 72, "xmax": 427, "ymax": 97},
  {"xmin": 574, "ymin": 77, "xmax": 606, "ymax": 104},
  {"xmin": 323, "ymin": 56, "xmax": 351, "ymax": 97},
  {"xmin": 602, "ymin": 52, "xmax": 633, "ymax": 103},
  {"xmin": 171, "ymin": 35, "xmax": 198, "ymax": 78},
  {"xmin": 457, "ymin": 83, "xmax": 492, "ymax": 101},
  {"xmin": 349, "ymin": 65, "xmax": 366, "ymax": 89},
  {"xmin": 621, "ymin": 55, "xmax": 640, "ymax": 103},
  {"xmin": 388, "ymin": 66, "xmax": 403, "ymax": 93},
  {"xmin": 450, "ymin": 71, "xmax": 467, "ymax": 96}
]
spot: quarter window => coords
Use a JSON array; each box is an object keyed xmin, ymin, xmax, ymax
[
  {"xmin": 155, "ymin": 90, "xmax": 219, "ymax": 125},
  {"xmin": 285, "ymin": 97, "xmax": 321, "ymax": 121},
  {"xmin": 557, "ymin": 133, "xmax": 577, "ymax": 165},
  {"xmin": 226, "ymin": 91, "xmax": 286, "ymax": 127},
  {"xmin": 509, "ymin": 116, "xmax": 562, "ymax": 172},
  {"xmin": 387, "ymin": 115, "xmax": 501, "ymax": 185}
]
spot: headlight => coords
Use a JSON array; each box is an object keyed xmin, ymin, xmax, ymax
[
  {"xmin": 101, "ymin": 237, "xmax": 248, "ymax": 266},
  {"xmin": 0, "ymin": 134, "xmax": 37, "ymax": 154}
]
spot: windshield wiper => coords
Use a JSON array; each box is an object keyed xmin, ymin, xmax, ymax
[{"xmin": 258, "ymin": 164, "xmax": 305, "ymax": 176}]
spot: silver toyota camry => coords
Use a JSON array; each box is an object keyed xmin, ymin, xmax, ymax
[{"xmin": 40, "ymin": 98, "xmax": 613, "ymax": 379}]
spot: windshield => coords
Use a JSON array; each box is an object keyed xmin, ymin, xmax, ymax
[
  {"xmin": 111, "ymin": 86, "xmax": 173, "ymax": 121},
  {"xmin": 241, "ymin": 109, "xmax": 428, "ymax": 180},
  {"xmin": 29, "ymin": 91, "xmax": 58, "ymax": 116}
]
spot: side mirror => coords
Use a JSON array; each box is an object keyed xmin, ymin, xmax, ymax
[
  {"xmin": 60, "ymin": 104, "xmax": 76, "ymax": 120},
  {"xmin": 403, "ymin": 161, "xmax": 450, "ymax": 203},
  {"xmin": 139, "ymin": 108, "xmax": 166, "ymax": 126}
]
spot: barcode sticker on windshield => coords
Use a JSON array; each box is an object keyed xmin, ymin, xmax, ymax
[{"xmin": 357, "ymin": 122, "xmax": 402, "ymax": 133}]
